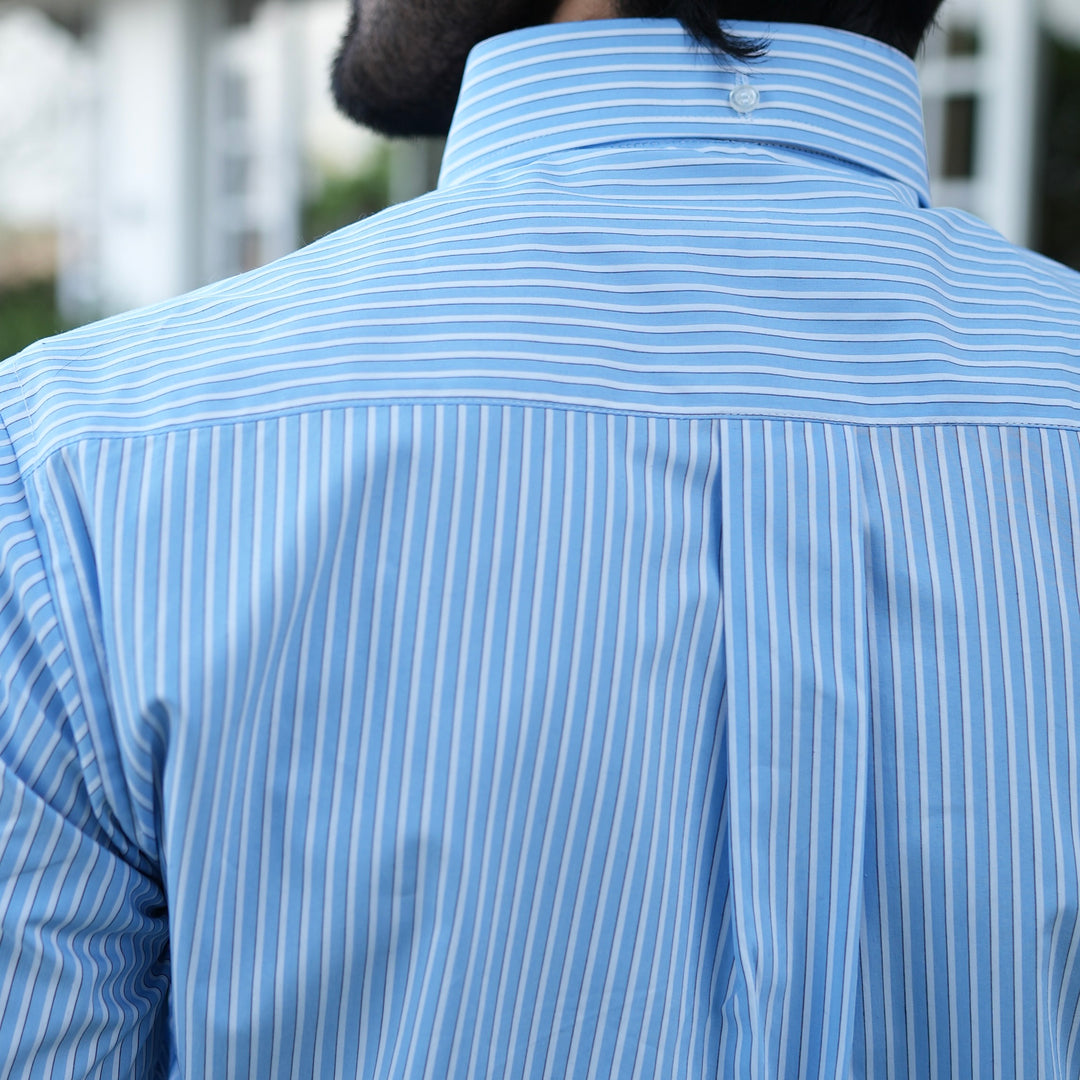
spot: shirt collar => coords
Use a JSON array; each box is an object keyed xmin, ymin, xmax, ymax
[{"xmin": 439, "ymin": 19, "xmax": 931, "ymax": 207}]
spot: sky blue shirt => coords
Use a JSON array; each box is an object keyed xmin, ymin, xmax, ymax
[{"xmin": 2, "ymin": 19, "xmax": 1080, "ymax": 1079}]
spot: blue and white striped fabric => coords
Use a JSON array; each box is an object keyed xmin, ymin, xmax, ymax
[{"xmin": 2, "ymin": 18, "xmax": 1080, "ymax": 1078}]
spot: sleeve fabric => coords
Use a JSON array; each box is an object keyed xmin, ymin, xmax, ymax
[{"xmin": 0, "ymin": 401, "xmax": 169, "ymax": 1080}]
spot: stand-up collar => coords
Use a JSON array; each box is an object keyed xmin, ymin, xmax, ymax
[{"xmin": 439, "ymin": 19, "xmax": 931, "ymax": 206}]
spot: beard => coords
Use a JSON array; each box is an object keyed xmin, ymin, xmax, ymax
[{"xmin": 331, "ymin": 0, "xmax": 563, "ymax": 138}]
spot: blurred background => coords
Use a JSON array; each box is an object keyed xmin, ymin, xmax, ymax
[{"xmin": 1, "ymin": 0, "xmax": 1078, "ymax": 360}]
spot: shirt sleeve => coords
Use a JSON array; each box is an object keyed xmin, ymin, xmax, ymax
[{"xmin": 0, "ymin": 406, "xmax": 170, "ymax": 1078}]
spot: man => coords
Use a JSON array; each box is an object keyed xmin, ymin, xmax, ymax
[{"xmin": 1, "ymin": 0, "xmax": 1078, "ymax": 1075}]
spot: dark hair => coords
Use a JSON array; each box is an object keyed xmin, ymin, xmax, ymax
[{"xmin": 616, "ymin": 0, "xmax": 946, "ymax": 59}]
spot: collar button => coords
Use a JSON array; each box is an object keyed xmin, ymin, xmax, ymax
[{"xmin": 729, "ymin": 85, "xmax": 760, "ymax": 114}]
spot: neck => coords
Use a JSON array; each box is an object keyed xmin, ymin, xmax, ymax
[{"xmin": 551, "ymin": 0, "xmax": 618, "ymax": 21}]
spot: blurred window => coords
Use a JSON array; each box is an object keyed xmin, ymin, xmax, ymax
[
  {"xmin": 942, "ymin": 95, "xmax": 978, "ymax": 179},
  {"xmin": 946, "ymin": 25, "xmax": 980, "ymax": 57},
  {"xmin": 222, "ymin": 69, "xmax": 249, "ymax": 125}
]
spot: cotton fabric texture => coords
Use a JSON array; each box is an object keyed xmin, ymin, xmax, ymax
[{"xmin": 2, "ymin": 19, "xmax": 1080, "ymax": 1079}]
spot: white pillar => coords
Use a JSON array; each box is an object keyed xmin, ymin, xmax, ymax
[
  {"xmin": 257, "ymin": 0, "xmax": 303, "ymax": 263},
  {"xmin": 976, "ymin": 0, "xmax": 1039, "ymax": 246},
  {"xmin": 207, "ymin": 0, "xmax": 303, "ymax": 280},
  {"xmin": 93, "ymin": 0, "xmax": 218, "ymax": 313},
  {"xmin": 388, "ymin": 139, "xmax": 445, "ymax": 206}
]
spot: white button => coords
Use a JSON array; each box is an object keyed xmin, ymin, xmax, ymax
[{"xmin": 729, "ymin": 85, "xmax": 760, "ymax": 113}]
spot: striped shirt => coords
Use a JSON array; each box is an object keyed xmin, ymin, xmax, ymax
[{"xmin": 2, "ymin": 18, "xmax": 1080, "ymax": 1078}]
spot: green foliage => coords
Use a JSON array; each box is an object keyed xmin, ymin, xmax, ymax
[
  {"xmin": 302, "ymin": 146, "xmax": 392, "ymax": 244},
  {"xmin": 1037, "ymin": 37, "xmax": 1080, "ymax": 272},
  {"xmin": 0, "ymin": 279, "xmax": 65, "ymax": 363}
]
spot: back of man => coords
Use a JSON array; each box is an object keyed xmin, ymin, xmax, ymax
[{"xmin": 1, "ymin": 4, "xmax": 1079, "ymax": 1079}]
